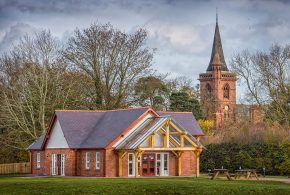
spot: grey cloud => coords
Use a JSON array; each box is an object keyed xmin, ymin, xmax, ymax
[
  {"xmin": 0, "ymin": 0, "xmax": 109, "ymax": 14},
  {"xmin": 1, "ymin": 0, "xmax": 290, "ymax": 101},
  {"xmin": 0, "ymin": 23, "xmax": 37, "ymax": 53}
]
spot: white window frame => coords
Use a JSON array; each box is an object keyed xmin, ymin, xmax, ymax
[
  {"xmin": 163, "ymin": 153, "xmax": 169, "ymax": 176},
  {"xmin": 51, "ymin": 154, "xmax": 57, "ymax": 175},
  {"xmin": 36, "ymin": 152, "xmax": 41, "ymax": 169},
  {"xmin": 61, "ymin": 154, "xmax": 65, "ymax": 176},
  {"xmin": 128, "ymin": 153, "xmax": 135, "ymax": 176},
  {"xmin": 155, "ymin": 153, "xmax": 169, "ymax": 176},
  {"xmin": 85, "ymin": 152, "xmax": 90, "ymax": 170},
  {"xmin": 96, "ymin": 152, "xmax": 100, "ymax": 170}
]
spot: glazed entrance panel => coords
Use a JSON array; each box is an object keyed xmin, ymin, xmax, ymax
[
  {"xmin": 141, "ymin": 153, "xmax": 169, "ymax": 176},
  {"xmin": 141, "ymin": 153, "xmax": 155, "ymax": 176},
  {"xmin": 156, "ymin": 153, "xmax": 169, "ymax": 176}
]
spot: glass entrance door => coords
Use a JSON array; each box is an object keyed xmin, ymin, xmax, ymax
[
  {"xmin": 51, "ymin": 154, "xmax": 65, "ymax": 176},
  {"xmin": 141, "ymin": 153, "xmax": 155, "ymax": 176},
  {"xmin": 156, "ymin": 153, "xmax": 169, "ymax": 176}
]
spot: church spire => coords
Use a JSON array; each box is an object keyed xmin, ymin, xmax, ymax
[{"xmin": 206, "ymin": 12, "xmax": 228, "ymax": 72}]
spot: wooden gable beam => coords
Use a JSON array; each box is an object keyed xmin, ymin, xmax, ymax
[
  {"xmin": 139, "ymin": 147, "xmax": 196, "ymax": 151},
  {"xmin": 183, "ymin": 136, "xmax": 198, "ymax": 147},
  {"xmin": 165, "ymin": 120, "xmax": 170, "ymax": 147}
]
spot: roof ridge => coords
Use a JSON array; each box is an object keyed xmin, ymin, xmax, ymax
[
  {"xmin": 158, "ymin": 111, "xmax": 192, "ymax": 114},
  {"xmin": 55, "ymin": 107, "xmax": 151, "ymax": 113}
]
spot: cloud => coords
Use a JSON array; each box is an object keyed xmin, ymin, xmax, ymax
[
  {"xmin": 0, "ymin": 23, "xmax": 37, "ymax": 53},
  {"xmin": 1, "ymin": 0, "xmax": 290, "ymax": 101}
]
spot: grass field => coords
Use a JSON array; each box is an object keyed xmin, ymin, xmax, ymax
[{"xmin": 0, "ymin": 176, "xmax": 289, "ymax": 195}]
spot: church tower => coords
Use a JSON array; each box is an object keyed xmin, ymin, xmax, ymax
[{"xmin": 198, "ymin": 14, "xmax": 237, "ymax": 127}]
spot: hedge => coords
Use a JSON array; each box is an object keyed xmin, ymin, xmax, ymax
[{"xmin": 200, "ymin": 142, "xmax": 290, "ymax": 175}]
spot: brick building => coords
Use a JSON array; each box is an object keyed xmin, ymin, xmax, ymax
[
  {"xmin": 29, "ymin": 107, "xmax": 204, "ymax": 177},
  {"xmin": 199, "ymin": 16, "xmax": 237, "ymax": 127}
]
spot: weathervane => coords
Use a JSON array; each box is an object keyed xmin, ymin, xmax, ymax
[{"xmin": 216, "ymin": 7, "xmax": 218, "ymax": 24}]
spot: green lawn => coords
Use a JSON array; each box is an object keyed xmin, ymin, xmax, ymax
[{"xmin": 0, "ymin": 176, "xmax": 289, "ymax": 195}]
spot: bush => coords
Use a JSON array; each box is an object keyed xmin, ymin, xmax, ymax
[{"xmin": 200, "ymin": 142, "xmax": 290, "ymax": 175}]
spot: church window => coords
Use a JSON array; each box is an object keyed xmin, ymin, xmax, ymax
[
  {"xmin": 205, "ymin": 83, "xmax": 212, "ymax": 96},
  {"xmin": 224, "ymin": 84, "xmax": 230, "ymax": 99}
]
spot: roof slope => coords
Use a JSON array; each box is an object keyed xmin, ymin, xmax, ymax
[
  {"xmin": 28, "ymin": 107, "xmax": 149, "ymax": 150},
  {"xmin": 157, "ymin": 112, "xmax": 204, "ymax": 136},
  {"xmin": 206, "ymin": 20, "xmax": 228, "ymax": 72},
  {"xmin": 28, "ymin": 134, "xmax": 45, "ymax": 150}
]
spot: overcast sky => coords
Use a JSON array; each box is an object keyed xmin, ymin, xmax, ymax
[{"xmin": 1, "ymin": 0, "xmax": 290, "ymax": 101}]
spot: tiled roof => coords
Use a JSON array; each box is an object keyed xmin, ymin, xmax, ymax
[
  {"xmin": 27, "ymin": 134, "xmax": 45, "ymax": 150},
  {"xmin": 28, "ymin": 107, "xmax": 149, "ymax": 150},
  {"xmin": 28, "ymin": 107, "xmax": 204, "ymax": 150}
]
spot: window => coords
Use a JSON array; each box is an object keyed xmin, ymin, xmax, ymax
[
  {"xmin": 51, "ymin": 154, "xmax": 57, "ymax": 175},
  {"xmin": 61, "ymin": 154, "xmax": 65, "ymax": 176},
  {"xmin": 156, "ymin": 154, "xmax": 161, "ymax": 176},
  {"xmin": 205, "ymin": 83, "xmax": 212, "ymax": 98},
  {"xmin": 155, "ymin": 153, "xmax": 169, "ymax": 176},
  {"xmin": 128, "ymin": 153, "xmax": 135, "ymax": 176},
  {"xmin": 85, "ymin": 152, "xmax": 90, "ymax": 170},
  {"xmin": 224, "ymin": 84, "xmax": 230, "ymax": 99},
  {"xmin": 96, "ymin": 152, "xmax": 100, "ymax": 170},
  {"xmin": 36, "ymin": 152, "xmax": 41, "ymax": 168},
  {"xmin": 163, "ymin": 153, "xmax": 168, "ymax": 176}
]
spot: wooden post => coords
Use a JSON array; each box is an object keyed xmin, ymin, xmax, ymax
[
  {"xmin": 134, "ymin": 151, "xmax": 143, "ymax": 177},
  {"xmin": 194, "ymin": 149, "xmax": 201, "ymax": 177},
  {"xmin": 178, "ymin": 153, "xmax": 181, "ymax": 176},
  {"xmin": 166, "ymin": 121, "xmax": 170, "ymax": 148},
  {"xmin": 172, "ymin": 151, "xmax": 182, "ymax": 176},
  {"xmin": 180, "ymin": 135, "xmax": 184, "ymax": 147},
  {"xmin": 135, "ymin": 153, "xmax": 139, "ymax": 177},
  {"xmin": 150, "ymin": 134, "xmax": 154, "ymax": 148},
  {"xmin": 118, "ymin": 151, "xmax": 126, "ymax": 177}
]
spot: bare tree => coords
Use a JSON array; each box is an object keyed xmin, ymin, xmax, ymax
[
  {"xmin": 0, "ymin": 31, "xmax": 85, "ymax": 149},
  {"xmin": 230, "ymin": 44, "xmax": 290, "ymax": 126},
  {"xmin": 63, "ymin": 23, "xmax": 154, "ymax": 109}
]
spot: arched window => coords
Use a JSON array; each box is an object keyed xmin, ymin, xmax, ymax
[
  {"xmin": 223, "ymin": 84, "xmax": 230, "ymax": 99},
  {"xmin": 205, "ymin": 83, "xmax": 212, "ymax": 95}
]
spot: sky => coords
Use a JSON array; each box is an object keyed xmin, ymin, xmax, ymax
[{"xmin": 1, "ymin": 0, "xmax": 290, "ymax": 102}]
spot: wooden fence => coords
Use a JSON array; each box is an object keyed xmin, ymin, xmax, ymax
[{"xmin": 0, "ymin": 162, "xmax": 30, "ymax": 174}]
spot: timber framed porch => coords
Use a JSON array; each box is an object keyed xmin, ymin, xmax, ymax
[{"xmin": 115, "ymin": 116, "xmax": 203, "ymax": 177}]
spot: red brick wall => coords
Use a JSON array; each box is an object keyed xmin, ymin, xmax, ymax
[
  {"xmin": 180, "ymin": 151, "xmax": 197, "ymax": 176},
  {"xmin": 199, "ymin": 70, "xmax": 237, "ymax": 127},
  {"xmin": 31, "ymin": 149, "xmax": 76, "ymax": 176},
  {"xmin": 31, "ymin": 151, "xmax": 45, "ymax": 175},
  {"xmin": 31, "ymin": 149, "xmax": 198, "ymax": 177},
  {"xmin": 169, "ymin": 152, "xmax": 177, "ymax": 176},
  {"xmin": 76, "ymin": 149, "xmax": 105, "ymax": 177},
  {"xmin": 105, "ymin": 149, "xmax": 118, "ymax": 177}
]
